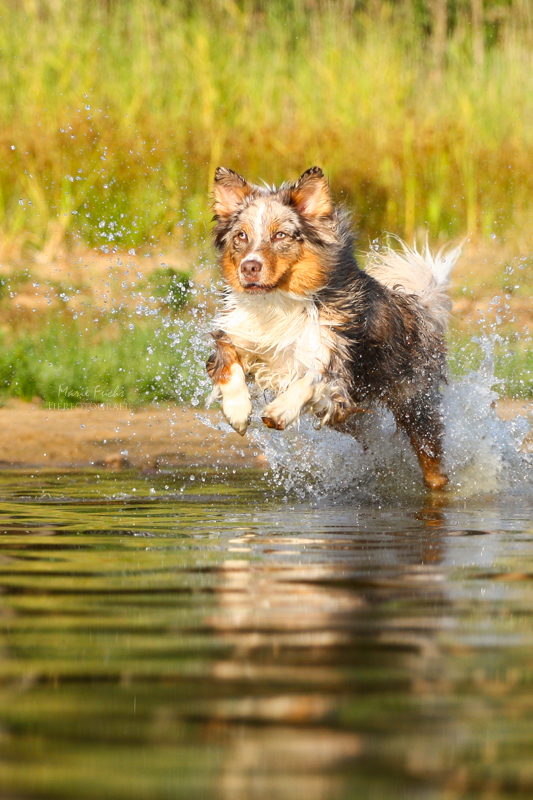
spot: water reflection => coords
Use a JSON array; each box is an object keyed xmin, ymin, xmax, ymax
[{"xmin": 0, "ymin": 470, "xmax": 530, "ymax": 797}]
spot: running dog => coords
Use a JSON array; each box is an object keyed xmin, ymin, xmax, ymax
[{"xmin": 206, "ymin": 167, "xmax": 459, "ymax": 490}]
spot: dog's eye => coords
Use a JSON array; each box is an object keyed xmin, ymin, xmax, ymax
[
  {"xmin": 274, "ymin": 231, "xmax": 287, "ymax": 240},
  {"xmin": 236, "ymin": 231, "xmax": 248, "ymax": 242}
]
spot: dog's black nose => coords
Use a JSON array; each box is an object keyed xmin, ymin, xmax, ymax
[{"xmin": 241, "ymin": 259, "xmax": 262, "ymax": 280}]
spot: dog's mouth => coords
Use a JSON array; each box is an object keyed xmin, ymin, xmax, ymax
[{"xmin": 241, "ymin": 281, "xmax": 277, "ymax": 294}]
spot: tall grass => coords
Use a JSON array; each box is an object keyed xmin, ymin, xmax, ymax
[{"xmin": 1, "ymin": 0, "xmax": 533, "ymax": 258}]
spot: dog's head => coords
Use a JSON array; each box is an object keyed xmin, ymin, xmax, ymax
[{"xmin": 212, "ymin": 166, "xmax": 339, "ymax": 295}]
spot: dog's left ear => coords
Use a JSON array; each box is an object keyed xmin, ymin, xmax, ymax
[
  {"xmin": 213, "ymin": 167, "xmax": 253, "ymax": 218},
  {"xmin": 290, "ymin": 167, "xmax": 332, "ymax": 217}
]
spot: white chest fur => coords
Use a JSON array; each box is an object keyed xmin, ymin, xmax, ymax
[{"xmin": 214, "ymin": 290, "xmax": 333, "ymax": 392}]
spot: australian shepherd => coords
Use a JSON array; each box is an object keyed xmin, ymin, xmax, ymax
[{"xmin": 206, "ymin": 167, "xmax": 459, "ymax": 490}]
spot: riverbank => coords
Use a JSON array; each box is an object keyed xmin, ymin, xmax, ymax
[
  {"xmin": 0, "ymin": 400, "xmax": 261, "ymax": 470},
  {"xmin": 0, "ymin": 397, "xmax": 530, "ymax": 471}
]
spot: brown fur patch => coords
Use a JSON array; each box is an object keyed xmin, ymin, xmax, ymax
[
  {"xmin": 213, "ymin": 167, "xmax": 254, "ymax": 218},
  {"xmin": 411, "ymin": 447, "xmax": 449, "ymax": 490},
  {"xmin": 221, "ymin": 242, "xmax": 326, "ymax": 295},
  {"xmin": 277, "ymin": 250, "xmax": 328, "ymax": 294},
  {"xmin": 206, "ymin": 333, "xmax": 243, "ymax": 384},
  {"xmin": 400, "ymin": 421, "xmax": 448, "ymax": 490},
  {"xmin": 220, "ymin": 252, "xmax": 243, "ymax": 293}
]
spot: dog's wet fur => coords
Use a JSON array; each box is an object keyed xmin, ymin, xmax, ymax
[{"xmin": 206, "ymin": 166, "xmax": 460, "ymax": 490}]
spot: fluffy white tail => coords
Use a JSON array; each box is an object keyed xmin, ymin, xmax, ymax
[{"xmin": 366, "ymin": 239, "xmax": 460, "ymax": 334}]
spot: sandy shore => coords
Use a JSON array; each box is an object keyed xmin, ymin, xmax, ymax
[
  {"xmin": 0, "ymin": 400, "xmax": 262, "ymax": 470},
  {"xmin": 0, "ymin": 398, "xmax": 531, "ymax": 471}
]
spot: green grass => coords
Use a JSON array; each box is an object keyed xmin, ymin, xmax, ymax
[
  {"xmin": 0, "ymin": 0, "xmax": 533, "ymax": 256},
  {"xmin": 0, "ymin": 312, "xmax": 210, "ymax": 407},
  {"xmin": 448, "ymin": 330, "xmax": 533, "ymax": 398}
]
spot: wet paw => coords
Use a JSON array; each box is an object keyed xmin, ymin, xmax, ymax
[
  {"xmin": 223, "ymin": 394, "xmax": 253, "ymax": 435},
  {"xmin": 218, "ymin": 362, "xmax": 252, "ymax": 436},
  {"xmin": 261, "ymin": 398, "xmax": 300, "ymax": 431},
  {"xmin": 424, "ymin": 471, "xmax": 449, "ymax": 490}
]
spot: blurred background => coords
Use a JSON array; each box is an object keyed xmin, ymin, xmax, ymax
[{"xmin": 0, "ymin": 0, "xmax": 532, "ymax": 406}]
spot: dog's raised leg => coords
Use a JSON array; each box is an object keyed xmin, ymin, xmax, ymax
[
  {"xmin": 394, "ymin": 398, "xmax": 448, "ymax": 490},
  {"xmin": 261, "ymin": 372, "xmax": 317, "ymax": 431},
  {"xmin": 207, "ymin": 332, "xmax": 252, "ymax": 435}
]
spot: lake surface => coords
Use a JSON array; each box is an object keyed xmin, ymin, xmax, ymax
[{"xmin": 0, "ymin": 465, "xmax": 532, "ymax": 799}]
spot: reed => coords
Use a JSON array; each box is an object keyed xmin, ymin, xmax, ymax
[
  {"xmin": 1, "ymin": 0, "xmax": 533, "ymax": 259},
  {"xmin": 1, "ymin": 1, "xmax": 532, "ymax": 403}
]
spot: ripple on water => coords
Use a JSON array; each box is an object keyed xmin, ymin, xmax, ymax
[{"xmin": 0, "ymin": 471, "xmax": 532, "ymax": 798}]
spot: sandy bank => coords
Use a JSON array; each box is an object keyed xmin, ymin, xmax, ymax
[
  {"xmin": 0, "ymin": 398, "xmax": 530, "ymax": 471},
  {"xmin": 0, "ymin": 400, "xmax": 261, "ymax": 470}
]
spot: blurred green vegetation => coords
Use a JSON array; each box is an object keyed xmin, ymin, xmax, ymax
[
  {"xmin": 0, "ymin": 0, "xmax": 532, "ymax": 403},
  {"xmin": 0, "ymin": 0, "xmax": 532, "ymax": 256},
  {"xmin": 0, "ymin": 311, "xmax": 209, "ymax": 406},
  {"xmin": 448, "ymin": 329, "xmax": 533, "ymax": 397},
  {"xmin": 0, "ymin": 307, "xmax": 530, "ymax": 406},
  {"xmin": 144, "ymin": 268, "xmax": 193, "ymax": 312}
]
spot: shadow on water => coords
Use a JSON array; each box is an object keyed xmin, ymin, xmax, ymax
[{"xmin": 0, "ymin": 469, "xmax": 531, "ymax": 798}]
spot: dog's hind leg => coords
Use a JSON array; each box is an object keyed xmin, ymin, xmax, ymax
[
  {"xmin": 206, "ymin": 331, "xmax": 252, "ymax": 435},
  {"xmin": 393, "ymin": 394, "xmax": 448, "ymax": 490},
  {"xmin": 312, "ymin": 379, "xmax": 370, "ymax": 428}
]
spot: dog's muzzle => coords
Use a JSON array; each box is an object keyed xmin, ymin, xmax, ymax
[{"xmin": 240, "ymin": 258, "xmax": 265, "ymax": 290}]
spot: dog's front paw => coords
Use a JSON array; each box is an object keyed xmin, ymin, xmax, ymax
[
  {"xmin": 223, "ymin": 393, "xmax": 253, "ymax": 435},
  {"xmin": 261, "ymin": 396, "xmax": 301, "ymax": 431},
  {"xmin": 217, "ymin": 363, "xmax": 253, "ymax": 435},
  {"xmin": 261, "ymin": 375, "xmax": 316, "ymax": 431}
]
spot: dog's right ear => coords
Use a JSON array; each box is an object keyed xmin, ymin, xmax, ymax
[{"xmin": 213, "ymin": 167, "xmax": 252, "ymax": 217}]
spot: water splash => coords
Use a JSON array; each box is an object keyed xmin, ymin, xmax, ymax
[
  {"xmin": 443, "ymin": 339, "xmax": 531, "ymax": 497},
  {"xmin": 240, "ymin": 338, "xmax": 532, "ymax": 501}
]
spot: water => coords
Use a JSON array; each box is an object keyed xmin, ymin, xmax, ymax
[
  {"xmin": 0, "ymin": 451, "xmax": 532, "ymax": 799},
  {"xmin": 243, "ymin": 343, "xmax": 532, "ymax": 502}
]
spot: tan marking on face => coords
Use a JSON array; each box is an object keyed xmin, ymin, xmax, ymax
[
  {"xmin": 277, "ymin": 249, "xmax": 328, "ymax": 294},
  {"xmin": 221, "ymin": 251, "xmax": 244, "ymax": 292},
  {"xmin": 219, "ymin": 193, "xmax": 330, "ymax": 294},
  {"xmin": 222, "ymin": 241, "xmax": 328, "ymax": 295}
]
